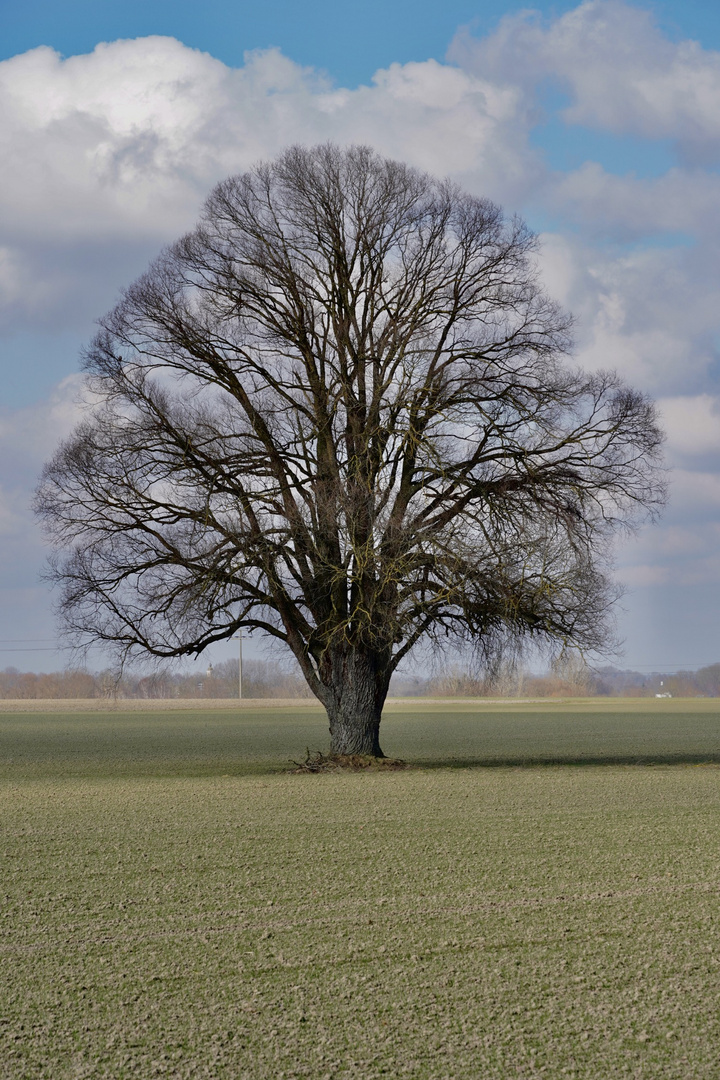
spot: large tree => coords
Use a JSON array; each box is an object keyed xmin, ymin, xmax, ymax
[{"xmin": 36, "ymin": 145, "xmax": 664, "ymax": 756}]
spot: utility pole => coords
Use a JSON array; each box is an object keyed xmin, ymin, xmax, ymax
[{"xmin": 232, "ymin": 632, "xmax": 243, "ymax": 700}]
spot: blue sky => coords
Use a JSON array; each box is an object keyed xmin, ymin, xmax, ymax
[
  {"xmin": 4, "ymin": 0, "xmax": 720, "ymax": 83},
  {"xmin": 2, "ymin": 0, "xmax": 720, "ymax": 673}
]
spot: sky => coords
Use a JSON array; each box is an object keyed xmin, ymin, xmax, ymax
[{"xmin": 2, "ymin": 0, "xmax": 720, "ymax": 674}]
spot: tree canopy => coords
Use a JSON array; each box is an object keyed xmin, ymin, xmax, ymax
[{"xmin": 36, "ymin": 144, "xmax": 665, "ymax": 755}]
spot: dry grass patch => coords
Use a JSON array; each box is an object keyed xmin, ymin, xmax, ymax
[
  {"xmin": 0, "ymin": 697, "xmax": 319, "ymax": 713},
  {"xmin": 3, "ymin": 767, "xmax": 720, "ymax": 1077},
  {"xmin": 2, "ymin": 701, "xmax": 720, "ymax": 1075}
]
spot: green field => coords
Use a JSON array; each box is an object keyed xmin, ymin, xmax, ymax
[{"xmin": 3, "ymin": 700, "xmax": 720, "ymax": 1077}]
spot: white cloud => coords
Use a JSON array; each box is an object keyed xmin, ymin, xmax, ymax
[
  {"xmin": 449, "ymin": 3, "xmax": 720, "ymax": 398},
  {"xmin": 537, "ymin": 233, "xmax": 719, "ymax": 393},
  {"xmin": 450, "ymin": 0, "xmax": 720, "ymax": 159},
  {"xmin": 0, "ymin": 376, "xmax": 96, "ymax": 608},
  {"xmin": 0, "ymin": 38, "xmax": 542, "ymax": 335},
  {"xmin": 0, "ymin": 488, "xmax": 25, "ymax": 537},
  {"xmin": 2, "ymin": 11, "xmax": 718, "ymax": 390},
  {"xmin": 615, "ymin": 465, "xmax": 720, "ymax": 589},
  {"xmin": 615, "ymin": 562, "xmax": 671, "ymax": 588},
  {"xmin": 617, "ymin": 519, "xmax": 720, "ymax": 587},
  {"xmin": 659, "ymin": 398, "xmax": 720, "ymax": 458},
  {"xmin": 550, "ymin": 164, "xmax": 720, "ymax": 240},
  {"xmin": 0, "ymin": 375, "xmax": 89, "ymax": 487},
  {"xmin": 0, "ymin": 39, "xmax": 227, "ymax": 241},
  {"xmin": 0, "ymin": 40, "xmax": 537, "ymax": 246}
]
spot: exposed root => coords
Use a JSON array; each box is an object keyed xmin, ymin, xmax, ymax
[{"xmin": 290, "ymin": 749, "xmax": 408, "ymax": 773}]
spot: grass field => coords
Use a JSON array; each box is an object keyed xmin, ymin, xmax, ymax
[{"xmin": 2, "ymin": 700, "xmax": 720, "ymax": 1077}]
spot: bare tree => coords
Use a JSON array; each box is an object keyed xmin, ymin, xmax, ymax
[{"xmin": 35, "ymin": 144, "xmax": 665, "ymax": 756}]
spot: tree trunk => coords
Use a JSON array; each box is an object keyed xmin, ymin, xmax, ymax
[{"xmin": 323, "ymin": 650, "xmax": 389, "ymax": 756}]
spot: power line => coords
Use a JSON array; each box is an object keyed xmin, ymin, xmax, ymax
[
  {"xmin": 603, "ymin": 664, "xmax": 717, "ymax": 671},
  {"xmin": 0, "ymin": 647, "xmax": 60, "ymax": 652}
]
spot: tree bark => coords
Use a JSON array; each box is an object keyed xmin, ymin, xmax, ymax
[{"xmin": 322, "ymin": 650, "xmax": 389, "ymax": 756}]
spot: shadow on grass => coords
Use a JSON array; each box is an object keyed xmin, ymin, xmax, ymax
[
  {"xmin": 408, "ymin": 753, "xmax": 720, "ymax": 770},
  {"xmin": 4, "ymin": 753, "xmax": 720, "ymax": 782}
]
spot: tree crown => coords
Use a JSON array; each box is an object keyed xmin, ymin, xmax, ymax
[{"xmin": 36, "ymin": 144, "xmax": 665, "ymax": 697}]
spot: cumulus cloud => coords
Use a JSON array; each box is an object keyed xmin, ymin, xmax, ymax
[
  {"xmin": 0, "ymin": 38, "xmax": 228, "ymax": 241},
  {"xmin": 537, "ymin": 233, "xmax": 720, "ymax": 393},
  {"xmin": 617, "ymin": 521, "xmax": 720, "ymax": 588},
  {"xmin": 659, "ymin": 397, "xmax": 720, "ymax": 459},
  {"xmin": 0, "ymin": 374, "xmax": 89, "ymax": 485},
  {"xmin": 448, "ymin": 2, "xmax": 720, "ymax": 401},
  {"xmin": 0, "ymin": 374, "xmax": 95, "ymax": 594},
  {"xmin": 0, "ymin": 374, "xmax": 94, "ymax": 647},
  {"xmin": 0, "ymin": 487, "xmax": 25, "ymax": 538},
  {"xmin": 614, "ymin": 462, "xmax": 720, "ymax": 594},
  {"xmin": 3, "ymin": 10, "xmax": 719, "ymax": 392},
  {"xmin": 0, "ymin": 40, "xmax": 535, "ymax": 240},
  {"xmin": 0, "ymin": 37, "xmax": 542, "ymax": 334},
  {"xmin": 450, "ymin": 0, "xmax": 720, "ymax": 162},
  {"xmin": 550, "ymin": 164, "xmax": 720, "ymax": 240}
]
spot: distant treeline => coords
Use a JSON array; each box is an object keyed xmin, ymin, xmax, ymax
[
  {"xmin": 410, "ymin": 664, "xmax": 720, "ymax": 699},
  {"xmin": 3, "ymin": 658, "xmax": 720, "ymax": 699},
  {"xmin": 0, "ymin": 659, "xmax": 311, "ymax": 700}
]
